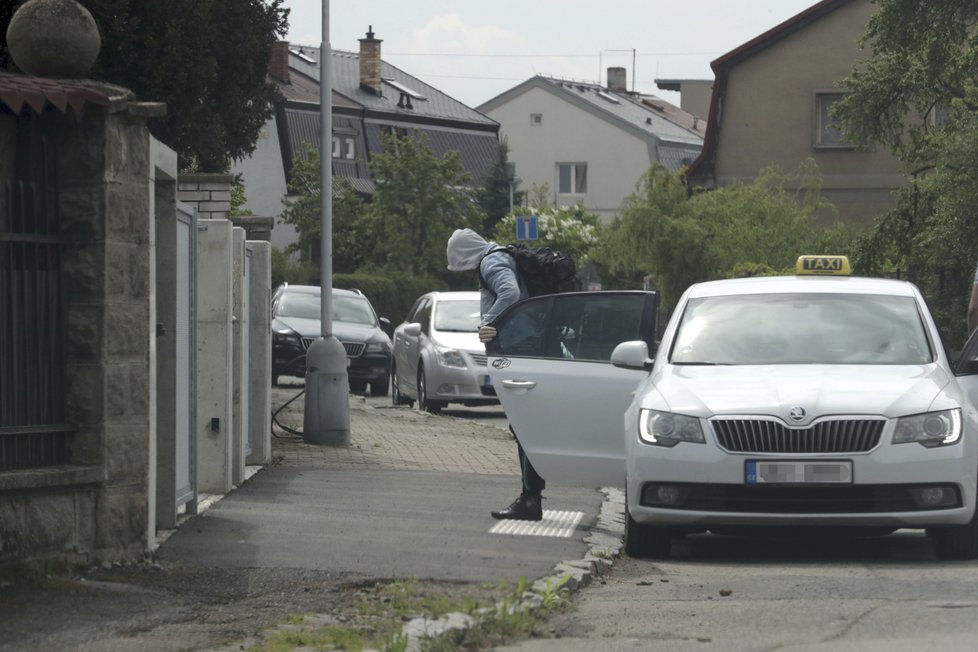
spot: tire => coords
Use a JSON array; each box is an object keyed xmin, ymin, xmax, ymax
[
  {"xmin": 370, "ymin": 374, "xmax": 389, "ymax": 397},
  {"xmin": 350, "ymin": 380, "xmax": 367, "ymax": 394},
  {"xmin": 929, "ymin": 515, "xmax": 978, "ymax": 561},
  {"xmin": 417, "ymin": 364, "xmax": 444, "ymax": 415},
  {"xmin": 391, "ymin": 363, "xmax": 414, "ymax": 407},
  {"xmin": 624, "ymin": 499, "xmax": 672, "ymax": 559}
]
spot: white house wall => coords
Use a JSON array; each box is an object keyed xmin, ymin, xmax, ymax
[
  {"xmin": 485, "ymin": 86, "xmax": 653, "ymax": 223},
  {"xmin": 231, "ymin": 116, "xmax": 294, "ymax": 252}
]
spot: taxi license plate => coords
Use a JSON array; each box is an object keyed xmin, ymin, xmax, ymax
[{"xmin": 745, "ymin": 460, "xmax": 852, "ymax": 485}]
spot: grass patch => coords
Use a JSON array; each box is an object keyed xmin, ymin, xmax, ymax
[{"xmin": 248, "ymin": 575, "xmax": 574, "ymax": 651}]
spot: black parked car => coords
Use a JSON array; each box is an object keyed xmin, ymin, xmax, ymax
[{"xmin": 271, "ymin": 284, "xmax": 392, "ymax": 395}]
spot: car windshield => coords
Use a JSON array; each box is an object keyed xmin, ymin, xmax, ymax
[
  {"xmin": 277, "ymin": 292, "xmax": 377, "ymax": 326},
  {"xmin": 434, "ymin": 299, "xmax": 480, "ymax": 332},
  {"xmin": 670, "ymin": 292, "xmax": 933, "ymax": 365}
]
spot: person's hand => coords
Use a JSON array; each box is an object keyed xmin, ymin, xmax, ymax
[{"xmin": 479, "ymin": 325, "xmax": 497, "ymax": 343}]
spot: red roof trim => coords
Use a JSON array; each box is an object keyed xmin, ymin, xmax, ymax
[{"xmin": 0, "ymin": 71, "xmax": 110, "ymax": 115}]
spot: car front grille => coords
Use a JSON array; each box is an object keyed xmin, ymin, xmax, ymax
[
  {"xmin": 712, "ymin": 418, "xmax": 885, "ymax": 453},
  {"xmin": 299, "ymin": 337, "xmax": 365, "ymax": 358},
  {"xmin": 639, "ymin": 482, "xmax": 962, "ymax": 513},
  {"xmin": 471, "ymin": 353, "xmax": 488, "ymax": 367}
]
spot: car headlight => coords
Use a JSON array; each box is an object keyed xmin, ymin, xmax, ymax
[
  {"xmin": 273, "ymin": 330, "xmax": 299, "ymax": 344},
  {"xmin": 893, "ymin": 408, "xmax": 962, "ymax": 447},
  {"xmin": 639, "ymin": 409, "xmax": 705, "ymax": 447},
  {"xmin": 365, "ymin": 341, "xmax": 390, "ymax": 354},
  {"xmin": 436, "ymin": 346, "xmax": 467, "ymax": 368}
]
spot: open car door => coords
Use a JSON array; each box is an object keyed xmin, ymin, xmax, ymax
[{"xmin": 486, "ymin": 291, "xmax": 657, "ymax": 488}]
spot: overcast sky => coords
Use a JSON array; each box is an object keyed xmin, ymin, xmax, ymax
[{"xmin": 280, "ymin": 0, "xmax": 824, "ymax": 109}]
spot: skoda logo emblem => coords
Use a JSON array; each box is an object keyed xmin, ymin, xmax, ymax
[
  {"xmin": 788, "ymin": 406, "xmax": 807, "ymax": 421},
  {"xmin": 492, "ymin": 358, "xmax": 511, "ymax": 369}
]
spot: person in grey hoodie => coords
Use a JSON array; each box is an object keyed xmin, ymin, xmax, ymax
[{"xmin": 446, "ymin": 228, "xmax": 545, "ymax": 521}]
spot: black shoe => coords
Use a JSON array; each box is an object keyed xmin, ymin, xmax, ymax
[{"xmin": 491, "ymin": 494, "xmax": 542, "ymax": 521}]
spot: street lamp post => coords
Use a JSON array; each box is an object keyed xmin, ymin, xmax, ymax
[{"xmin": 303, "ymin": 0, "xmax": 350, "ymax": 445}]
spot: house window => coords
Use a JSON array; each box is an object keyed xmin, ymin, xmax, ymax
[
  {"xmin": 815, "ymin": 93, "xmax": 850, "ymax": 147},
  {"xmin": 332, "ymin": 135, "xmax": 357, "ymax": 159},
  {"xmin": 557, "ymin": 163, "xmax": 587, "ymax": 194},
  {"xmin": 531, "ymin": 113, "xmax": 543, "ymax": 126}
]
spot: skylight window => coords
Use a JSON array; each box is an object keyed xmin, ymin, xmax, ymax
[
  {"xmin": 383, "ymin": 79, "xmax": 426, "ymax": 100},
  {"xmin": 289, "ymin": 48, "xmax": 317, "ymax": 64},
  {"xmin": 597, "ymin": 91, "xmax": 620, "ymax": 104}
]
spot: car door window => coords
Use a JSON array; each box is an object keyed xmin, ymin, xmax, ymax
[
  {"xmin": 489, "ymin": 292, "xmax": 656, "ymax": 361},
  {"xmin": 417, "ymin": 299, "xmax": 433, "ymax": 335}
]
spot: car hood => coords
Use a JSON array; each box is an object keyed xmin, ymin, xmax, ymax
[
  {"xmin": 432, "ymin": 330, "xmax": 483, "ymax": 352},
  {"xmin": 647, "ymin": 364, "xmax": 951, "ymax": 423},
  {"xmin": 275, "ymin": 316, "xmax": 387, "ymax": 342}
]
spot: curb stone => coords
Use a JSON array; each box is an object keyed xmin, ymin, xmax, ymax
[{"xmin": 402, "ymin": 487, "xmax": 626, "ymax": 651}]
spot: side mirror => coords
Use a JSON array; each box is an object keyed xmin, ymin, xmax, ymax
[
  {"xmin": 611, "ymin": 340, "xmax": 653, "ymax": 370},
  {"xmin": 403, "ymin": 322, "xmax": 422, "ymax": 337}
]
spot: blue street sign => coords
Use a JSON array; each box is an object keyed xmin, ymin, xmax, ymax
[{"xmin": 516, "ymin": 215, "xmax": 538, "ymax": 241}]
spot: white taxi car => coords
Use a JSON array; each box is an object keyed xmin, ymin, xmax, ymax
[{"xmin": 487, "ymin": 257, "xmax": 978, "ymax": 560}]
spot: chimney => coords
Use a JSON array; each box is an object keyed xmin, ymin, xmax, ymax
[
  {"xmin": 359, "ymin": 26, "xmax": 383, "ymax": 94},
  {"xmin": 607, "ymin": 67, "xmax": 627, "ymax": 93},
  {"xmin": 269, "ymin": 40, "xmax": 289, "ymax": 83}
]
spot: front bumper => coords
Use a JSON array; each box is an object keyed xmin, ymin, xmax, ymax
[
  {"xmin": 272, "ymin": 341, "xmax": 389, "ymax": 384},
  {"xmin": 426, "ymin": 362, "xmax": 498, "ymax": 403},
  {"xmin": 626, "ymin": 423, "xmax": 977, "ymax": 529}
]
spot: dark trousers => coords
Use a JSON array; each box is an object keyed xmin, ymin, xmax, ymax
[{"xmin": 511, "ymin": 425, "xmax": 545, "ymax": 496}]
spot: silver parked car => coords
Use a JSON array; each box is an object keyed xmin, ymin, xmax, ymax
[{"xmin": 390, "ymin": 291, "xmax": 499, "ymax": 413}]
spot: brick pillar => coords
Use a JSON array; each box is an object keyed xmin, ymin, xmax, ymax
[{"xmin": 177, "ymin": 173, "xmax": 233, "ymax": 220}]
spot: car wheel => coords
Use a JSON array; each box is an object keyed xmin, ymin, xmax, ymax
[
  {"xmin": 928, "ymin": 497, "xmax": 978, "ymax": 561},
  {"xmin": 391, "ymin": 363, "xmax": 414, "ymax": 407},
  {"xmin": 370, "ymin": 374, "xmax": 390, "ymax": 397},
  {"xmin": 417, "ymin": 364, "xmax": 444, "ymax": 415},
  {"xmin": 350, "ymin": 380, "xmax": 367, "ymax": 394},
  {"xmin": 624, "ymin": 498, "xmax": 671, "ymax": 559}
]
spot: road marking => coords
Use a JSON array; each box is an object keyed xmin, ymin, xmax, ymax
[{"xmin": 489, "ymin": 510, "xmax": 584, "ymax": 538}]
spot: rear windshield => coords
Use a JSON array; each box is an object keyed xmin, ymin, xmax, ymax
[{"xmin": 670, "ymin": 293, "xmax": 933, "ymax": 365}]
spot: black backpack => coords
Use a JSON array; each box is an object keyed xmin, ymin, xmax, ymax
[{"xmin": 479, "ymin": 243, "xmax": 581, "ymax": 297}]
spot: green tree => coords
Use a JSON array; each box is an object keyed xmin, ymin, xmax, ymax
[
  {"xmin": 491, "ymin": 205, "xmax": 601, "ymax": 267},
  {"xmin": 832, "ymin": 0, "xmax": 978, "ymax": 348},
  {"xmin": 362, "ymin": 130, "xmax": 485, "ymax": 276},
  {"xmin": 478, "ymin": 139, "xmax": 522, "ymax": 232},
  {"xmin": 1, "ymin": 0, "xmax": 289, "ymax": 172},
  {"xmin": 277, "ymin": 145, "xmax": 369, "ymax": 274},
  {"xmin": 599, "ymin": 162, "xmax": 854, "ymax": 315}
]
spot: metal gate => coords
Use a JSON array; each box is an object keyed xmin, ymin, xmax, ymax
[
  {"xmin": 242, "ymin": 243, "xmax": 253, "ymax": 458},
  {"xmin": 175, "ymin": 201, "xmax": 197, "ymax": 510},
  {"xmin": 0, "ymin": 115, "xmax": 70, "ymax": 472}
]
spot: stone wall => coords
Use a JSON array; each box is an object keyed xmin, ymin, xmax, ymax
[{"xmin": 0, "ymin": 91, "xmax": 162, "ymax": 573}]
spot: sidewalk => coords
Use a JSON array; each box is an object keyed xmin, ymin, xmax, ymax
[{"xmin": 0, "ymin": 391, "xmax": 625, "ymax": 652}]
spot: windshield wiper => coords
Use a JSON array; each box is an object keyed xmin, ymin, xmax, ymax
[{"xmin": 672, "ymin": 361, "xmax": 724, "ymax": 366}]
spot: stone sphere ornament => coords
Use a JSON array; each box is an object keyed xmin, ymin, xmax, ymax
[{"xmin": 6, "ymin": 0, "xmax": 102, "ymax": 78}]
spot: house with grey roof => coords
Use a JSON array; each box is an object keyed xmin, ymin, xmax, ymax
[
  {"xmin": 477, "ymin": 69, "xmax": 704, "ymax": 222},
  {"xmin": 232, "ymin": 28, "xmax": 500, "ymax": 253}
]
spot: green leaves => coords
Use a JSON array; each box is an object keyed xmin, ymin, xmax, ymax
[{"xmin": 834, "ymin": 0, "xmax": 978, "ymax": 348}]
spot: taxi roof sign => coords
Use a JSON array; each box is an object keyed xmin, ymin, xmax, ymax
[{"xmin": 796, "ymin": 255, "xmax": 851, "ymax": 275}]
